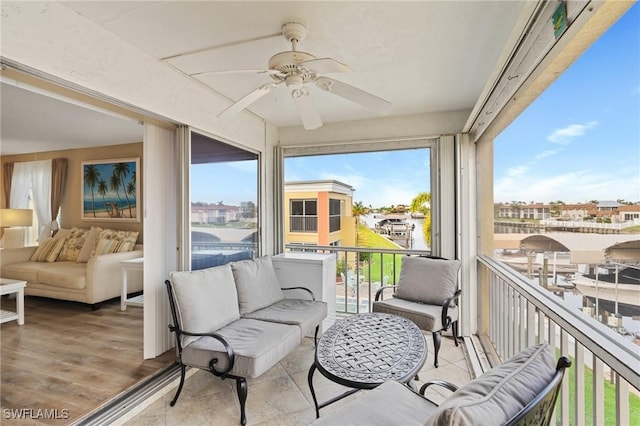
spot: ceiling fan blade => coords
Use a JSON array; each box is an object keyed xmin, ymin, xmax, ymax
[
  {"xmin": 191, "ymin": 69, "xmax": 285, "ymax": 78},
  {"xmin": 218, "ymin": 81, "xmax": 282, "ymax": 119},
  {"xmin": 299, "ymin": 58, "xmax": 352, "ymax": 74},
  {"xmin": 315, "ymin": 77, "xmax": 392, "ymax": 115},
  {"xmin": 290, "ymin": 86, "xmax": 323, "ymax": 130}
]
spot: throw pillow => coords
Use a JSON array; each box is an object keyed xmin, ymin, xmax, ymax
[
  {"xmin": 30, "ymin": 237, "xmax": 66, "ymax": 262},
  {"xmin": 94, "ymin": 238, "xmax": 122, "ymax": 255},
  {"xmin": 425, "ymin": 343, "xmax": 557, "ymax": 426},
  {"xmin": 169, "ymin": 265, "xmax": 240, "ymax": 347},
  {"xmin": 76, "ymin": 226, "xmax": 102, "ymax": 263},
  {"xmin": 57, "ymin": 227, "xmax": 89, "ymax": 261},
  {"xmin": 395, "ymin": 256, "xmax": 461, "ymax": 305},
  {"xmin": 89, "ymin": 229, "xmax": 138, "ymax": 257},
  {"xmin": 231, "ymin": 255, "xmax": 284, "ymax": 314}
]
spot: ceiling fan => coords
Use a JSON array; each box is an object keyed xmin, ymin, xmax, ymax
[{"xmin": 210, "ymin": 22, "xmax": 392, "ymax": 130}]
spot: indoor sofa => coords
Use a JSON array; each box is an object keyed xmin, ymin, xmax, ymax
[{"xmin": 0, "ymin": 227, "xmax": 142, "ymax": 307}]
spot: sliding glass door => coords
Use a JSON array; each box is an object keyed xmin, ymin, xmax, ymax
[{"xmin": 189, "ymin": 131, "xmax": 259, "ymax": 270}]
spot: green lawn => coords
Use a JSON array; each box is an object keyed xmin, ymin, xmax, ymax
[
  {"xmin": 558, "ymin": 351, "xmax": 640, "ymax": 425},
  {"xmin": 355, "ymin": 225, "xmax": 403, "ymax": 284}
]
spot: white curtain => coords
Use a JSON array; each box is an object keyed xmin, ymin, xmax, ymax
[
  {"xmin": 10, "ymin": 159, "xmax": 53, "ymax": 241},
  {"xmin": 9, "ymin": 162, "xmax": 31, "ymax": 209}
]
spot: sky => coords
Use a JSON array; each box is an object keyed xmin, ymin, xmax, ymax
[
  {"xmin": 494, "ymin": 3, "xmax": 639, "ymax": 204},
  {"xmin": 193, "ymin": 4, "xmax": 639, "ymax": 208}
]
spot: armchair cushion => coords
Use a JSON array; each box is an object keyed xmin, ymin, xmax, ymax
[
  {"xmin": 372, "ymin": 296, "xmax": 457, "ymax": 331},
  {"xmin": 169, "ymin": 265, "xmax": 240, "ymax": 347},
  {"xmin": 395, "ymin": 256, "xmax": 460, "ymax": 305},
  {"xmin": 425, "ymin": 343, "xmax": 556, "ymax": 426},
  {"xmin": 231, "ymin": 255, "xmax": 284, "ymax": 314},
  {"xmin": 312, "ymin": 379, "xmax": 437, "ymax": 426}
]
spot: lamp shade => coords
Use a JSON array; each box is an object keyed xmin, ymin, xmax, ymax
[{"xmin": 0, "ymin": 209, "xmax": 33, "ymax": 227}]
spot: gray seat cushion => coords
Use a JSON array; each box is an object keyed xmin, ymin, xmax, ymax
[
  {"xmin": 169, "ymin": 265, "xmax": 240, "ymax": 347},
  {"xmin": 231, "ymin": 255, "xmax": 284, "ymax": 314},
  {"xmin": 372, "ymin": 297, "xmax": 458, "ymax": 332},
  {"xmin": 395, "ymin": 256, "xmax": 460, "ymax": 305},
  {"xmin": 182, "ymin": 318, "xmax": 300, "ymax": 378},
  {"xmin": 243, "ymin": 299, "xmax": 328, "ymax": 338},
  {"xmin": 425, "ymin": 343, "xmax": 556, "ymax": 425},
  {"xmin": 312, "ymin": 380, "xmax": 437, "ymax": 426}
]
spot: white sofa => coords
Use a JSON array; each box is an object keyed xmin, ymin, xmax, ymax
[{"xmin": 0, "ymin": 244, "xmax": 143, "ymax": 308}]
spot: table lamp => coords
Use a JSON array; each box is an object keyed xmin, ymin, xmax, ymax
[{"xmin": 0, "ymin": 208, "xmax": 33, "ymax": 248}]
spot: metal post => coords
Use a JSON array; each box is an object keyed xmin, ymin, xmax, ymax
[{"xmin": 614, "ymin": 263, "xmax": 619, "ymax": 315}]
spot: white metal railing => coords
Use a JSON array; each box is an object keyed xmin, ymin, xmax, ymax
[
  {"xmin": 540, "ymin": 219, "xmax": 640, "ymax": 230},
  {"xmin": 478, "ymin": 255, "xmax": 640, "ymax": 425},
  {"xmin": 284, "ymin": 244, "xmax": 431, "ymax": 314}
]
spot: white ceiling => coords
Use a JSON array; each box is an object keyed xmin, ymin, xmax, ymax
[{"xmin": 1, "ymin": 1, "xmax": 528, "ymax": 154}]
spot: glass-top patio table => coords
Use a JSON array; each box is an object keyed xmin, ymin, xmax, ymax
[{"xmin": 307, "ymin": 312, "xmax": 427, "ymax": 418}]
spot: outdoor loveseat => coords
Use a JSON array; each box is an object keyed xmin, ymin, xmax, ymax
[
  {"xmin": 312, "ymin": 343, "xmax": 571, "ymax": 426},
  {"xmin": 166, "ymin": 255, "xmax": 328, "ymax": 425}
]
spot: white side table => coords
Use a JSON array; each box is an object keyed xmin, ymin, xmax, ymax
[
  {"xmin": 121, "ymin": 257, "xmax": 144, "ymax": 311},
  {"xmin": 1, "ymin": 278, "xmax": 26, "ymax": 325}
]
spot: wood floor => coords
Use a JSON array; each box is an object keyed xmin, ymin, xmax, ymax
[{"xmin": 1, "ymin": 295, "xmax": 175, "ymax": 426}]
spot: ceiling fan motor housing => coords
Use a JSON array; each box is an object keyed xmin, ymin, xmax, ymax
[{"xmin": 268, "ymin": 51, "xmax": 316, "ymax": 79}]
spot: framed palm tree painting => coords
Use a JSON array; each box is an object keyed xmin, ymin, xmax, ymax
[{"xmin": 82, "ymin": 158, "xmax": 140, "ymax": 222}]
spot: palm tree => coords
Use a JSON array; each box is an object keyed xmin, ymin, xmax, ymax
[
  {"xmin": 352, "ymin": 201, "xmax": 368, "ymax": 246},
  {"xmin": 113, "ymin": 163, "xmax": 132, "ymax": 217},
  {"xmin": 126, "ymin": 181, "xmax": 136, "ymax": 218},
  {"xmin": 410, "ymin": 192, "xmax": 432, "ymax": 245},
  {"xmin": 109, "ymin": 174, "xmax": 124, "ymax": 216},
  {"xmin": 97, "ymin": 179, "xmax": 108, "ymax": 213},
  {"xmin": 83, "ymin": 165, "xmax": 100, "ymax": 217}
]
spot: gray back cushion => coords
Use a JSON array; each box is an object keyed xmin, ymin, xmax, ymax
[
  {"xmin": 169, "ymin": 264, "xmax": 240, "ymax": 347},
  {"xmin": 231, "ymin": 255, "xmax": 284, "ymax": 314},
  {"xmin": 395, "ymin": 256, "xmax": 460, "ymax": 305},
  {"xmin": 425, "ymin": 343, "xmax": 556, "ymax": 426}
]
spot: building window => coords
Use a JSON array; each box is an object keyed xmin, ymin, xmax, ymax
[
  {"xmin": 329, "ymin": 198, "xmax": 341, "ymax": 232},
  {"xmin": 290, "ymin": 199, "xmax": 318, "ymax": 232}
]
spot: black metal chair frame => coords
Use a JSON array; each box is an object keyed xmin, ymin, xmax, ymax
[
  {"xmin": 418, "ymin": 356, "xmax": 572, "ymax": 426},
  {"xmin": 164, "ymin": 279, "xmax": 320, "ymax": 425},
  {"xmin": 374, "ymin": 255, "xmax": 461, "ymax": 367}
]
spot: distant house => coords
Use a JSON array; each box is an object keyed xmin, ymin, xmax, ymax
[
  {"xmin": 191, "ymin": 202, "xmax": 240, "ymax": 225},
  {"xmin": 617, "ymin": 204, "xmax": 640, "ymax": 222},
  {"xmin": 597, "ymin": 200, "xmax": 620, "ymax": 211},
  {"xmin": 284, "ymin": 180, "xmax": 356, "ymax": 248},
  {"xmin": 496, "ymin": 201, "xmax": 639, "ymax": 223},
  {"xmin": 496, "ymin": 203, "xmax": 549, "ymax": 219},
  {"xmin": 559, "ymin": 203, "xmax": 595, "ymax": 220}
]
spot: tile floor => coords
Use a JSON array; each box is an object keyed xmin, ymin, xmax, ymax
[{"xmin": 118, "ymin": 332, "xmax": 472, "ymax": 426}]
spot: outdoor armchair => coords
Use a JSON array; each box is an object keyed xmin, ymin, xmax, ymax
[
  {"xmin": 312, "ymin": 343, "xmax": 571, "ymax": 426},
  {"xmin": 372, "ymin": 255, "xmax": 461, "ymax": 367}
]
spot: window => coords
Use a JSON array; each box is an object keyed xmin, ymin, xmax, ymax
[
  {"xmin": 329, "ymin": 198, "xmax": 341, "ymax": 232},
  {"xmin": 290, "ymin": 199, "xmax": 317, "ymax": 232},
  {"xmin": 190, "ymin": 132, "xmax": 258, "ymax": 270}
]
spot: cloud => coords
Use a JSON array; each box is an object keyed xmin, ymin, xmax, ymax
[
  {"xmin": 547, "ymin": 121, "xmax": 598, "ymax": 145},
  {"xmin": 535, "ymin": 149, "xmax": 559, "ymax": 160},
  {"xmin": 495, "ymin": 168, "xmax": 640, "ymax": 203},
  {"xmin": 506, "ymin": 166, "xmax": 529, "ymax": 177}
]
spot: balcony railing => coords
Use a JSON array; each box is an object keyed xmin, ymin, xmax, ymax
[
  {"xmin": 477, "ymin": 255, "xmax": 639, "ymax": 425},
  {"xmin": 289, "ymin": 215, "xmax": 318, "ymax": 232},
  {"xmin": 284, "ymin": 244, "xmax": 639, "ymax": 424},
  {"xmin": 284, "ymin": 244, "xmax": 430, "ymax": 314}
]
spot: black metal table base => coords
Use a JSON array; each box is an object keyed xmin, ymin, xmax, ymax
[{"xmin": 307, "ymin": 313, "xmax": 427, "ymax": 418}]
